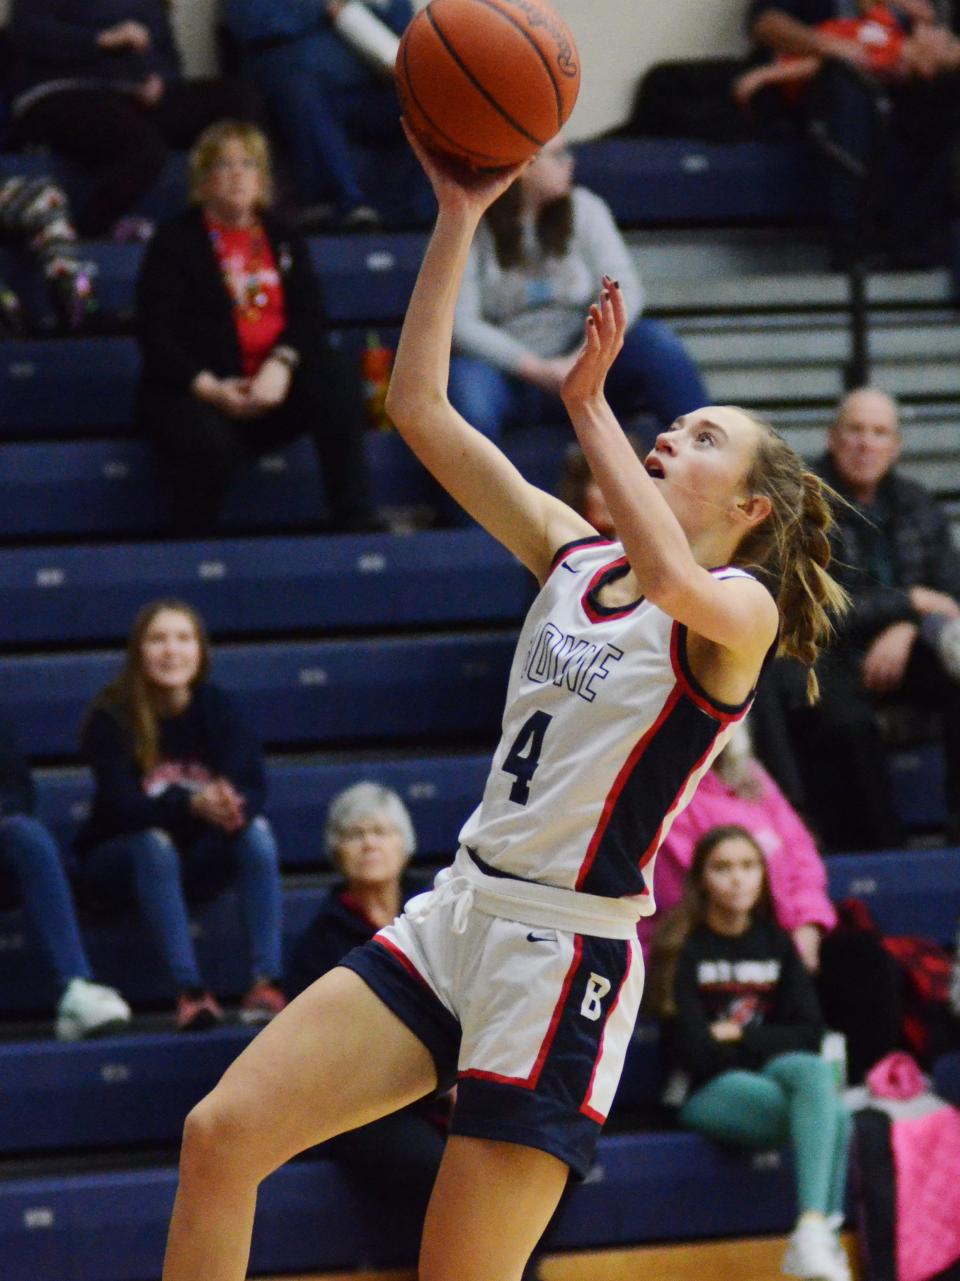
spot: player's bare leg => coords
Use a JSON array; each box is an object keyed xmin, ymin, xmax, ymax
[
  {"xmin": 420, "ymin": 1134, "xmax": 569, "ymax": 1281},
  {"xmin": 162, "ymin": 966, "xmax": 437, "ymax": 1281}
]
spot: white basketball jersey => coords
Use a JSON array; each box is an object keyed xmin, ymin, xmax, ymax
[{"xmin": 458, "ymin": 536, "xmax": 764, "ymax": 912}]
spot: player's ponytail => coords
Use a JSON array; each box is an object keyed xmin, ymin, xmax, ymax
[{"xmin": 733, "ymin": 415, "xmax": 849, "ymax": 703}]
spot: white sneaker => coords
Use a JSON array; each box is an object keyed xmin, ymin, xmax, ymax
[
  {"xmin": 55, "ymin": 978, "xmax": 132, "ymax": 1041},
  {"xmin": 782, "ymin": 1216, "xmax": 846, "ymax": 1281},
  {"xmin": 825, "ymin": 1214, "xmax": 852, "ymax": 1281}
]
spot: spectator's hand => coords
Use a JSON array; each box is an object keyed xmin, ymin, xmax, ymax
[
  {"xmin": 97, "ymin": 20, "xmax": 152, "ymax": 53},
  {"xmin": 191, "ymin": 780, "xmax": 246, "ymax": 832},
  {"xmin": 245, "ymin": 357, "xmax": 292, "ymax": 413},
  {"xmin": 792, "ymin": 923, "xmax": 823, "ymax": 972},
  {"xmin": 815, "ymin": 33, "xmax": 872, "ymax": 69},
  {"xmin": 134, "ymin": 73, "xmax": 165, "ymax": 106},
  {"xmin": 326, "ymin": 0, "xmax": 347, "ymax": 16},
  {"xmin": 908, "ymin": 586, "xmax": 960, "ymax": 618},
  {"xmin": 862, "ymin": 620, "xmax": 918, "ymax": 693},
  {"xmin": 191, "ymin": 372, "xmax": 261, "ymax": 419},
  {"xmin": 710, "ymin": 1020, "xmax": 743, "ymax": 1042}
]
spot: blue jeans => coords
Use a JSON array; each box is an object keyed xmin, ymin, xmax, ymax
[
  {"xmin": 0, "ymin": 813, "xmax": 93, "ymax": 990},
  {"xmin": 448, "ymin": 317, "xmax": 709, "ymax": 445},
  {"xmin": 248, "ymin": 36, "xmax": 403, "ymax": 210},
  {"xmin": 81, "ymin": 817, "xmax": 283, "ymax": 992}
]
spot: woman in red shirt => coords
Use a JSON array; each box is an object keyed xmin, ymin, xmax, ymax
[{"xmin": 136, "ymin": 120, "xmax": 379, "ymax": 535}]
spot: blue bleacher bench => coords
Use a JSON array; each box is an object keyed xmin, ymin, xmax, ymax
[
  {"xmin": 0, "ymin": 631, "xmax": 517, "ymax": 760},
  {"xmin": 825, "ymin": 847, "xmax": 960, "ymax": 944},
  {"xmin": 0, "ymin": 528, "xmax": 531, "ymax": 645},
  {"xmin": 0, "ymin": 1129, "xmax": 798, "ymax": 1281},
  {"xmin": 572, "ymin": 137, "xmax": 824, "ymax": 227},
  {"xmin": 0, "ymin": 337, "xmax": 139, "ymax": 436},
  {"xmin": 0, "ymin": 1019, "xmax": 661, "ymax": 1158},
  {"xmin": 34, "ymin": 753, "xmax": 492, "ymax": 870}
]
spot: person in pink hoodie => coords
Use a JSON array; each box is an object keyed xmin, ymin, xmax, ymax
[{"xmin": 641, "ymin": 723, "xmax": 837, "ymax": 971}]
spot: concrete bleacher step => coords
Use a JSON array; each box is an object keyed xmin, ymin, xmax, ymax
[
  {"xmin": 0, "ymin": 528, "xmax": 531, "ymax": 647},
  {"xmin": 0, "ymin": 1131, "xmax": 799, "ymax": 1281},
  {"xmin": 0, "ymin": 630, "xmax": 517, "ymax": 761},
  {"xmin": 35, "ymin": 750, "xmax": 492, "ymax": 870}
]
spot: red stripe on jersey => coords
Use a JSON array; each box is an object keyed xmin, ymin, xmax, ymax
[
  {"xmin": 579, "ymin": 943, "xmax": 633, "ymax": 1123},
  {"xmin": 576, "ymin": 683, "xmax": 683, "ymax": 890},
  {"xmin": 459, "ymin": 935, "xmax": 585, "ymax": 1090},
  {"xmin": 581, "ymin": 556, "xmax": 645, "ymax": 625},
  {"xmin": 668, "ymin": 622, "xmax": 753, "ymax": 725},
  {"xmin": 372, "ymin": 935, "xmax": 433, "ymax": 993}
]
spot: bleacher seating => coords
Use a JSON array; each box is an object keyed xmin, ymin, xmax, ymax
[{"xmin": 2, "ymin": 125, "xmax": 959, "ymax": 1281}]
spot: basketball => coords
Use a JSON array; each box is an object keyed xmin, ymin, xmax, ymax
[{"xmin": 395, "ymin": 0, "xmax": 581, "ymax": 168}]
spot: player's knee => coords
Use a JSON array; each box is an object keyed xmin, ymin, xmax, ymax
[{"xmin": 179, "ymin": 1091, "xmax": 256, "ymax": 1186}]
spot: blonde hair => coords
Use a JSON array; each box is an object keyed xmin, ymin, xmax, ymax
[
  {"xmin": 189, "ymin": 120, "xmax": 274, "ymax": 209},
  {"xmin": 731, "ymin": 409, "xmax": 850, "ymax": 703},
  {"xmin": 88, "ymin": 600, "xmax": 211, "ymax": 773}
]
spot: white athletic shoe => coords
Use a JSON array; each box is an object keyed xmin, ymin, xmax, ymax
[
  {"xmin": 825, "ymin": 1214, "xmax": 853, "ymax": 1281},
  {"xmin": 55, "ymin": 978, "xmax": 132, "ymax": 1041},
  {"xmin": 782, "ymin": 1215, "xmax": 846, "ymax": 1281}
]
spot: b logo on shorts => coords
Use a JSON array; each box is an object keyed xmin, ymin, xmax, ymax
[{"xmin": 580, "ymin": 972, "xmax": 611, "ymax": 1021}]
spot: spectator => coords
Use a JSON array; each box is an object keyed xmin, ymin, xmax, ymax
[
  {"xmin": 747, "ymin": 0, "xmax": 960, "ymax": 267},
  {"xmin": 135, "ymin": 120, "xmax": 379, "ymax": 535},
  {"xmin": 0, "ymin": 710, "xmax": 131, "ymax": 1040},
  {"xmin": 8, "ymin": 1, "xmax": 260, "ymax": 240},
  {"xmin": 225, "ymin": 0, "xmax": 412, "ymax": 229},
  {"xmin": 286, "ymin": 783, "xmax": 443, "ymax": 1231},
  {"xmin": 74, "ymin": 599, "xmax": 286, "ymax": 1032},
  {"xmin": 649, "ymin": 825, "xmax": 852, "ymax": 1281},
  {"xmin": 449, "ymin": 135, "xmax": 708, "ymax": 445},
  {"xmin": 735, "ymin": 3, "xmax": 960, "ymax": 108},
  {"xmin": 0, "ymin": 174, "xmax": 99, "ymax": 332},
  {"xmin": 556, "ymin": 439, "xmax": 645, "ymax": 540},
  {"xmin": 795, "ymin": 387, "xmax": 960, "ymax": 850},
  {"xmin": 288, "ymin": 780, "xmax": 550, "ymax": 1280},
  {"xmin": 642, "ymin": 722, "xmax": 836, "ymax": 971}
]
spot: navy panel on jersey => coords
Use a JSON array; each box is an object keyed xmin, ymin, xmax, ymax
[{"xmin": 578, "ymin": 689, "xmax": 721, "ymax": 897}]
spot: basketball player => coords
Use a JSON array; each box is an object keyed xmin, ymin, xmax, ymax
[{"xmin": 160, "ymin": 129, "xmax": 847, "ymax": 1281}]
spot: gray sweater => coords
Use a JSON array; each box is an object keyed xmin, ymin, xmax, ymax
[{"xmin": 453, "ymin": 186, "xmax": 643, "ymax": 375}]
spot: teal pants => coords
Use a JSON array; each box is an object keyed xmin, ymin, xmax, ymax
[{"xmin": 678, "ymin": 1052, "xmax": 851, "ymax": 1216}]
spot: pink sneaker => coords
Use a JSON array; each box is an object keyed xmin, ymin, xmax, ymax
[
  {"xmin": 240, "ymin": 979, "xmax": 287, "ymax": 1025},
  {"xmin": 176, "ymin": 990, "xmax": 224, "ymax": 1032}
]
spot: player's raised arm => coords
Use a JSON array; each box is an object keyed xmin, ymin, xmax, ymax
[{"xmin": 384, "ymin": 128, "xmax": 592, "ymax": 581}]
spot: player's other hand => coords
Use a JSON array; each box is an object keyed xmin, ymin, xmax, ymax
[
  {"xmin": 561, "ymin": 275, "xmax": 627, "ymax": 407},
  {"xmin": 401, "ymin": 119, "xmax": 529, "ymax": 219}
]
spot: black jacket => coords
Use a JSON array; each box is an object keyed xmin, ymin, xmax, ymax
[
  {"xmin": 287, "ymin": 874, "xmax": 429, "ymax": 999},
  {"xmin": 0, "ymin": 714, "xmax": 36, "ymax": 820},
  {"xmin": 666, "ymin": 917, "xmax": 824, "ymax": 1088},
  {"xmin": 815, "ymin": 453, "xmax": 960, "ymax": 652},
  {"xmin": 11, "ymin": 0, "xmax": 182, "ymax": 101},
  {"xmin": 135, "ymin": 206, "xmax": 329, "ymax": 402},
  {"xmin": 75, "ymin": 682, "xmax": 267, "ymax": 856}
]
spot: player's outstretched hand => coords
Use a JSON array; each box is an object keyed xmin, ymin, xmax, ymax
[
  {"xmin": 401, "ymin": 118, "xmax": 529, "ymax": 218},
  {"xmin": 561, "ymin": 275, "xmax": 627, "ymax": 406}
]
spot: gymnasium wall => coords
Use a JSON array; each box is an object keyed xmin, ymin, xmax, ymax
[{"xmin": 0, "ymin": 0, "xmax": 753, "ymax": 139}]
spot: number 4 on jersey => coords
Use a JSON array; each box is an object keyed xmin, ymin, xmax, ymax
[{"xmin": 502, "ymin": 710, "xmax": 552, "ymax": 805}]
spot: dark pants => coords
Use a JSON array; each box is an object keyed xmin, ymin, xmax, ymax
[
  {"xmin": 15, "ymin": 80, "xmax": 261, "ymax": 236},
  {"xmin": 142, "ymin": 349, "xmax": 374, "ymax": 535},
  {"xmin": 806, "ymin": 64, "xmax": 960, "ymax": 265},
  {"xmin": 793, "ymin": 634, "xmax": 960, "ymax": 851}
]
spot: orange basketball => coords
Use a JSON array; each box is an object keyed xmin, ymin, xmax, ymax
[{"xmin": 395, "ymin": 0, "xmax": 581, "ymax": 168}]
